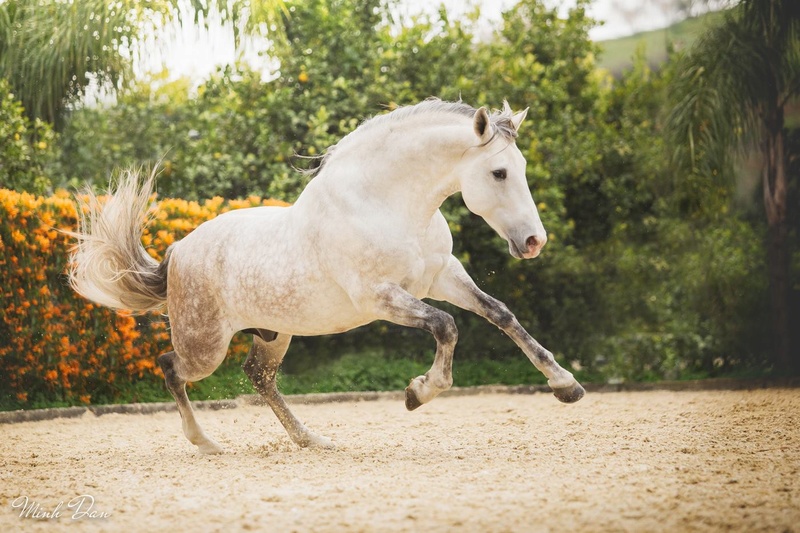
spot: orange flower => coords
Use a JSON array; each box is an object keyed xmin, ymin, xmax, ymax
[
  {"xmin": 155, "ymin": 230, "xmax": 174, "ymax": 246},
  {"xmin": 2, "ymin": 187, "xmax": 289, "ymax": 405},
  {"xmin": 35, "ymin": 234, "xmax": 50, "ymax": 250}
]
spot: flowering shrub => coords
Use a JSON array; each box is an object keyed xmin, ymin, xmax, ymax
[
  {"xmin": 0, "ymin": 78, "xmax": 59, "ymax": 195},
  {"xmin": 0, "ymin": 188, "xmax": 288, "ymax": 409}
]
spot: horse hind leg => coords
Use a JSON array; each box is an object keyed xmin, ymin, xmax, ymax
[
  {"xmin": 243, "ymin": 333, "xmax": 334, "ymax": 449},
  {"xmin": 158, "ymin": 351, "xmax": 224, "ymax": 455}
]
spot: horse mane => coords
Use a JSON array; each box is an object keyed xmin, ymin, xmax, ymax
[{"xmin": 304, "ymin": 98, "xmax": 519, "ymax": 177}]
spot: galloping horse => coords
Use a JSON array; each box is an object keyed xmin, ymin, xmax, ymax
[{"xmin": 69, "ymin": 99, "xmax": 585, "ymax": 455}]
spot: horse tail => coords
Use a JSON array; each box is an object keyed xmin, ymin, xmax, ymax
[{"xmin": 68, "ymin": 167, "xmax": 170, "ymax": 314}]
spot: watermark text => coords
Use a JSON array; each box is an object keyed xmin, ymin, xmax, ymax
[{"xmin": 11, "ymin": 495, "xmax": 110, "ymax": 521}]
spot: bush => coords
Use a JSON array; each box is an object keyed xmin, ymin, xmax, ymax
[
  {"xmin": 0, "ymin": 78, "xmax": 58, "ymax": 194},
  {"xmin": 0, "ymin": 187, "xmax": 288, "ymax": 410}
]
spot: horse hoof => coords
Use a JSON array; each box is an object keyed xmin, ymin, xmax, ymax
[
  {"xmin": 405, "ymin": 387, "xmax": 423, "ymax": 411},
  {"xmin": 197, "ymin": 441, "xmax": 224, "ymax": 455},
  {"xmin": 301, "ymin": 434, "xmax": 336, "ymax": 450},
  {"xmin": 552, "ymin": 382, "xmax": 585, "ymax": 403},
  {"xmin": 311, "ymin": 436, "xmax": 336, "ymax": 450}
]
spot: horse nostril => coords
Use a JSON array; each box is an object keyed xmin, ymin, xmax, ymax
[{"xmin": 526, "ymin": 235, "xmax": 540, "ymax": 250}]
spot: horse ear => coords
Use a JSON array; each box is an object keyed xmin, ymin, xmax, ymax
[
  {"xmin": 473, "ymin": 107, "xmax": 492, "ymax": 142},
  {"xmin": 511, "ymin": 107, "xmax": 529, "ymax": 132}
]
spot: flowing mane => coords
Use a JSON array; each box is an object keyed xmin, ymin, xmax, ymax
[
  {"xmin": 360, "ymin": 98, "xmax": 519, "ymax": 139},
  {"xmin": 308, "ymin": 98, "xmax": 520, "ymax": 176}
]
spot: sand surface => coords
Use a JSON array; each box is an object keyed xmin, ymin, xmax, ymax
[{"xmin": 1, "ymin": 388, "xmax": 798, "ymax": 532}]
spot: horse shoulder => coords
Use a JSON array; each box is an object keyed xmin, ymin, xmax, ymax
[{"xmin": 422, "ymin": 210, "xmax": 454, "ymax": 254}]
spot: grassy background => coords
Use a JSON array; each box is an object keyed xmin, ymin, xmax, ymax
[
  {"xmin": 187, "ymin": 349, "xmax": 554, "ymax": 402},
  {"xmin": 2, "ymin": 344, "xmax": 562, "ymax": 410},
  {"xmin": 596, "ymin": 11, "xmax": 723, "ymax": 74}
]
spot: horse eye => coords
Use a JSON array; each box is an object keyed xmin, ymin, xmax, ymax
[{"xmin": 492, "ymin": 169, "xmax": 507, "ymax": 181}]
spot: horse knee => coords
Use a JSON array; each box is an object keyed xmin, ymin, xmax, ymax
[
  {"xmin": 485, "ymin": 299, "xmax": 515, "ymax": 329},
  {"xmin": 241, "ymin": 353, "xmax": 259, "ymax": 381},
  {"xmin": 433, "ymin": 313, "xmax": 458, "ymax": 345},
  {"xmin": 243, "ymin": 343, "xmax": 286, "ymax": 398},
  {"xmin": 242, "ymin": 351, "xmax": 275, "ymax": 390},
  {"xmin": 244, "ymin": 334, "xmax": 288, "ymax": 375}
]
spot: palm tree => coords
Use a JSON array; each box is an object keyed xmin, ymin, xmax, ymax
[
  {"xmin": 0, "ymin": 0, "xmax": 285, "ymax": 126},
  {"xmin": 667, "ymin": 0, "xmax": 800, "ymax": 371}
]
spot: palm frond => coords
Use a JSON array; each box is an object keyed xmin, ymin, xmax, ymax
[
  {"xmin": 0, "ymin": 0, "xmax": 167, "ymax": 123},
  {"xmin": 0, "ymin": 0, "xmax": 287, "ymax": 125},
  {"xmin": 666, "ymin": 0, "xmax": 799, "ymax": 180},
  {"xmin": 180, "ymin": 0, "xmax": 287, "ymax": 47}
]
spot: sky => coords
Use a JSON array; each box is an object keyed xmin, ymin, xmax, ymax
[{"xmin": 141, "ymin": 0, "xmax": 700, "ymax": 83}]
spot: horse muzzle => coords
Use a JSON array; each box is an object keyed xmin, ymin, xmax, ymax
[{"xmin": 508, "ymin": 234, "xmax": 547, "ymax": 259}]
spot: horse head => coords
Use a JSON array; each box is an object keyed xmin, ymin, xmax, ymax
[{"xmin": 455, "ymin": 102, "xmax": 547, "ymax": 259}]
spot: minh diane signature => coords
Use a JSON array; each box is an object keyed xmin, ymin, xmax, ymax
[{"xmin": 11, "ymin": 495, "xmax": 110, "ymax": 520}]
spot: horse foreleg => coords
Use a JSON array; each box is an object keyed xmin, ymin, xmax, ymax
[
  {"xmin": 157, "ymin": 351, "xmax": 225, "ymax": 454},
  {"xmin": 242, "ymin": 334, "xmax": 334, "ymax": 449},
  {"xmin": 429, "ymin": 257, "xmax": 585, "ymax": 403},
  {"xmin": 373, "ymin": 283, "xmax": 458, "ymax": 410}
]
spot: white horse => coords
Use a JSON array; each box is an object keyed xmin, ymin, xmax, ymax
[{"xmin": 70, "ymin": 99, "xmax": 585, "ymax": 455}]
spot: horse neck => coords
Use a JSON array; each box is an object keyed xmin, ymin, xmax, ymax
[{"xmin": 328, "ymin": 119, "xmax": 472, "ymax": 226}]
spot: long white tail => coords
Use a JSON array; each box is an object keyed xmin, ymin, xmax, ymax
[{"xmin": 68, "ymin": 168, "xmax": 169, "ymax": 314}]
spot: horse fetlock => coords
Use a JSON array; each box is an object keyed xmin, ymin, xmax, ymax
[{"xmin": 182, "ymin": 419, "xmax": 223, "ymax": 454}]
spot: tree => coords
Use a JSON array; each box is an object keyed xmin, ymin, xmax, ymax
[
  {"xmin": 54, "ymin": 0, "xmax": 479, "ymax": 200},
  {"xmin": 0, "ymin": 78, "xmax": 59, "ymax": 193},
  {"xmin": 0, "ymin": 0, "xmax": 285, "ymax": 126},
  {"xmin": 667, "ymin": 0, "xmax": 800, "ymax": 371}
]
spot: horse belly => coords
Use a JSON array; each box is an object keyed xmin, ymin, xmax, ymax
[
  {"xmin": 217, "ymin": 243, "xmax": 372, "ymax": 335},
  {"xmin": 235, "ymin": 277, "xmax": 373, "ymax": 336}
]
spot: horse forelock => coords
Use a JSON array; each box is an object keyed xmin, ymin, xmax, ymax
[{"xmin": 306, "ymin": 98, "xmax": 519, "ymax": 176}]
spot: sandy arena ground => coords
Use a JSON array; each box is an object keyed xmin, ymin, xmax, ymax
[{"xmin": 1, "ymin": 388, "xmax": 798, "ymax": 532}]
